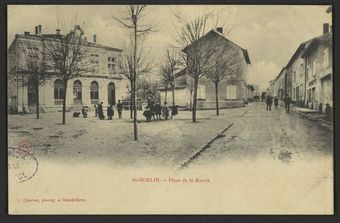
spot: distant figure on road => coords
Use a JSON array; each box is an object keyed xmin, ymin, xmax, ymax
[
  {"xmin": 162, "ymin": 102, "xmax": 169, "ymax": 120},
  {"xmin": 171, "ymin": 104, "xmax": 178, "ymax": 118},
  {"xmin": 266, "ymin": 95, "xmax": 273, "ymax": 111},
  {"xmin": 107, "ymin": 105, "xmax": 114, "ymax": 120},
  {"xmin": 98, "ymin": 102, "xmax": 105, "ymax": 119},
  {"xmin": 94, "ymin": 104, "xmax": 98, "ymax": 117},
  {"xmin": 82, "ymin": 106, "xmax": 88, "ymax": 118},
  {"xmin": 274, "ymin": 96, "xmax": 279, "ymax": 109},
  {"xmin": 116, "ymin": 100, "xmax": 123, "ymax": 119},
  {"xmin": 154, "ymin": 102, "xmax": 162, "ymax": 120},
  {"xmin": 284, "ymin": 94, "xmax": 292, "ymax": 113}
]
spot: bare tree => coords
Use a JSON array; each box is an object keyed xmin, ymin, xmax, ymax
[
  {"xmin": 160, "ymin": 49, "xmax": 180, "ymax": 107},
  {"xmin": 206, "ymin": 48, "xmax": 238, "ymax": 115},
  {"xmin": 44, "ymin": 24, "xmax": 90, "ymax": 124},
  {"xmin": 173, "ymin": 8, "xmax": 236, "ymax": 122},
  {"xmin": 174, "ymin": 13, "xmax": 218, "ymax": 122},
  {"xmin": 113, "ymin": 5, "xmax": 156, "ymax": 141},
  {"xmin": 119, "ymin": 40, "xmax": 153, "ymax": 119},
  {"xmin": 19, "ymin": 40, "xmax": 50, "ymax": 119}
]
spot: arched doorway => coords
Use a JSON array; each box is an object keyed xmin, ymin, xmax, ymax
[
  {"xmin": 108, "ymin": 82, "xmax": 116, "ymax": 105},
  {"xmin": 28, "ymin": 79, "xmax": 37, "ymax": 107},
  {"xmin": 73, "ymin": 80, "xmax": 82, "ymax": 104}
]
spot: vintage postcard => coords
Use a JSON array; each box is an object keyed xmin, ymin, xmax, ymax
[{"xmin": 7, "ymin": 5, "xmax": 333, "ymax": 214}]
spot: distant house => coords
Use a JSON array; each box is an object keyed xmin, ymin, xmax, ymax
[
  {"xmin": 270, "ymin": 67, "xmax": 286, "ymax": 100},
  {"xmin": 159, "ymin": 28, "xmax": 251, "ymax": 109},
  {"xmin": 7, "ymin": 25, "xmax": 129, "ymax": 113}
]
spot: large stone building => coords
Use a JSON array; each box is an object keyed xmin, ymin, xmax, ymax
[
  {"xmin": 159, "ymin": 28, "xmax": 251, "ymax": 109},
  {"xmin": 8, "ymin": 25, "xmax": 129, "ymax": 113}
]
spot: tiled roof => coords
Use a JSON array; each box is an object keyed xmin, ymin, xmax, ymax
[{"xmin": 182, "ymin": 29, "xmax": 251, "ymax": 64}]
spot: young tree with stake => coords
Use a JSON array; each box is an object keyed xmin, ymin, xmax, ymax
[{"xmin": 113, "ymin": 5, "xmax": 156, "ymax": 140}]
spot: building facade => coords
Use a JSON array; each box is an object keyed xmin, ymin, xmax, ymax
[
  {"xmin": 8, "ymin": 25, "xmax": 129, "ymax": 113},
  {"xmin": 302, "ymin": 31, "xmax": 332, "ymax": 111},
  {"xmin": 159, "ymin": 28, "xmax": 251, "ymax": 109}
]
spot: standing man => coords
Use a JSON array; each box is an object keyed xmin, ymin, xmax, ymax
[
  {"xmin": 274, "ymin": 96, "xmax": 279, "ymax": 109},
  {"xmin": 98, "ymin": 102, "xmax": 104, "ymax": 119},
  {"xmin": 116, "ymin": 100, "xmax": 123, "ymax": 119},
  {"xmin": 284, "ymin": 94, "xmax": 292, "ymax": 113},
  {"xmin": 94, "ymin": 104, "xmax": 98, "ymax": 117},
  {"xmin": 266, "ymin": 95, "xmax": 273, "ymax": 111}
]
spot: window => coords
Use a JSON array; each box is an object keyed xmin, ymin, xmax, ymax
[
  {"xmin": 293, "ymin": 71, "xmax": 296, "ymax": 82},
  {"xmin": 54, "ymin": 79, "xmax": 65, "ymax": 105},
  {"xmin": 197, "ymin": 84, "xmax": 206, "ymax": 99},
  {"xmin": 90, "ymin": 81, "xmax": 99, "ymax": 103},
  {"xmin": 313, "ymin": 59, "xmax": 318, "ymax": 76},
  {"xmin": 90, "ymin": 54, "xmax": 99, "ymax": 74},
  {"xmin": 323, "ymin": 48, "xmax": 329, "ymax": 68},
  {"xmin": 300, "ymin": 63, "xmax": 304, "ymax": 76},
  {"xmin": 108, "ymin": 57, "xmax": 116, "ymax": 74},
  {"xmin": 226, "ymin": 85, "xmax": 237, "ymax": 99},
  {"xmin": 73, "ymin": 80, "xmax": 82, "ymax": 104}
]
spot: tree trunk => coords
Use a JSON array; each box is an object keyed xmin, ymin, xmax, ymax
[
  {"xmin": 62, "ymin": 81, "xmax": 67, "ymax": 124},
  {"xmin": 192, "ymin": 77, "xmax": 199, "ymax": 123},
  {"xmin": 164, "ymin": 86, "xmax": 168, "ymax": 104},
  {"xmin": 215, "ymin": 82, "xmax": 219, "ymax": 115},
  {"xmin": 36, "ymin": 82, "xmax": 40, "ymax": 119},
  {"xmin": 133, "ymin": 21, "xmax": 138, "ymax": 141},
  {"xmin": 172, "ymin": 84, "xmax": 175, "ymax": 106},
  {"xmin": 130, "ymin": 83, "xmax": 133, "ymax": 119}
]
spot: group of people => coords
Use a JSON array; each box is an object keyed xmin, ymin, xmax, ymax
[
  {"xmin": 94, "ymin": 100, "xmax": 123, "ymax": 120},
  {"xmin": 265, "ymin": 94, "xmax": 292, "ymax": 113},
  {"xmin": 143, "ymin": 100, "xmax": 178, "ymax": 122}
]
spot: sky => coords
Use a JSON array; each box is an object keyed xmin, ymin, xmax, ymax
[{"xmin": 8, "ymin": 5, "xmax": 332, "ymax": 91}]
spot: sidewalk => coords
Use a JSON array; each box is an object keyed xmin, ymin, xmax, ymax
[{"xmin": 290, "ymin": 104, "xmax": 333, "ymax": 129}]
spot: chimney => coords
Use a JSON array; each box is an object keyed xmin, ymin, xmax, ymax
[
  {"xmin": 93, "ymin": 34, "xmax": 97, "ymax": 43},
  {"xmin": 216, "ymin": 27, "xmax": 223, "ymax": 34},
  {"xmin": 35, "ymin": 26, "xmax": 39, "ymax": 35},
  {"xmin": 56, "ymin": 29, "xmax": 61, "ymax": 34},
  {"xmin": 24, "ymin": 31, "xmax": 30, "ymax": 36},
  {"xmin": 323, "ymin": 23, "xmax": 329, "ymax": 34},
  {"xmin": 38, "ymin": 25, "xmax": 42, "ymax": 35}
]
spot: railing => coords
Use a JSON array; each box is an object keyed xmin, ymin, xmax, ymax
[
  {"xmin": 73, "ymin": 99, "xmax": 82, "ymax": 105},
  {"xmin": 91, "ymin": 99, "xmax": 100, "ymax": 105},
  {"xmin": 54, "ymin": 99, "xmax": 64, "ymax": 105}
]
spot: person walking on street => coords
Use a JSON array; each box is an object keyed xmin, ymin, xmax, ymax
[
  {"xmin": 266, "ymin": 95, "xmax": 273, "ymax": 111},
  {"xmin": 274, "ymin": 96, "xmax": 279, "ymax": 109},
  {"xmin": 284, "ymin": 94, "xmax": 292, "ymax": 113},
  {"xmin": 94, "ymin": 104, "xmax": 98, "ymax": 117},
  {"xmin": 98, "ymin": 102, "xmax": 104, "ymax": 119},
  {"xmin": 116, "ymin": 100, "xmax": 123, "ymax": 119},
  {"xmin": 107, "ymin": 105, "xmax": 114, "ymax": 120},
  {"xmin": 162, "ymin": 102, "xmax": 169, "ymax": 120}
]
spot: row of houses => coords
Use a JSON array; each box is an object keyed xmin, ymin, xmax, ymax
[
  {"xmin": 158, "ymin": 27, "xmax": 252, "ymax": 109},
  {"xmin": 269, "ymin": 23, "xmax": 332, "ymax": 112}
]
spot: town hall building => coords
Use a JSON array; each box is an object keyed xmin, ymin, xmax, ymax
[{"xmin": 8, "ymin": 25, "xmax": 129, "ymax": 114}]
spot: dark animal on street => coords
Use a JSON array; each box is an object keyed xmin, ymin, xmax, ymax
[{"xmin": 73, "ymin": 112, "xmax": 81, "ymax": 117}]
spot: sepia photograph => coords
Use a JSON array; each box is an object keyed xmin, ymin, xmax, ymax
[{"xmin": 7, "ymin": 4, "xmax": 333, "ymax": 214}]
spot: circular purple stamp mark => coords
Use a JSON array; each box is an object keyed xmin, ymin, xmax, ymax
[{"xmin": 8, "ymin": 145, "xmax": 39, "ymax": 183}]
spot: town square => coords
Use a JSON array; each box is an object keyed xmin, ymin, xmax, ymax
[{"xmin": 7, "ymin": 5, "xmax": 333, "ymax": 214}]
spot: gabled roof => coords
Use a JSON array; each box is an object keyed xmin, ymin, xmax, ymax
[
  {"xmin": 182, "ymin": 29, "xmax": 251, "ymax": 64},
  {"xmin": 301, "ymin": 32, "xmax": 332, "ymax": 58}
]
